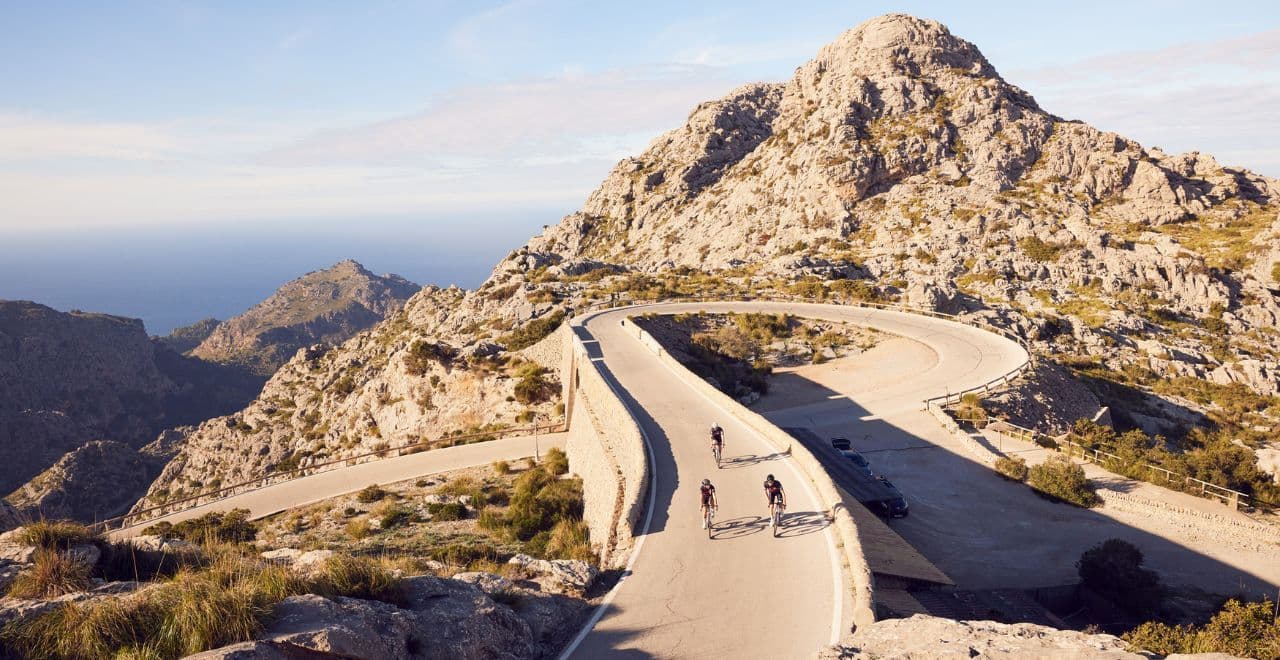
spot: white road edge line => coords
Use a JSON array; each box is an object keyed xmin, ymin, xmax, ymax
[
  {"xmin": 556, "ymin": 313, "xmax": 660, "ymax": 660},
  {"xmin": 626, "ymin": 303, "xmax": 845, "ymax": 645}
]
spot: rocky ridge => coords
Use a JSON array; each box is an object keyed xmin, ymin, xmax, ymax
[
  {"xmin": 191, "ymin": 260, "xmax": 420, "ymax": 376},
  {"xmin": 139, "ymin": 14, "xmax": 1279, "ymax": 516}
]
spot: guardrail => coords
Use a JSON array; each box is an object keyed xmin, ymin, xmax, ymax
[
  {"xmin": 976, "ymin": 418, "xmax": 1252, "ymax": 511},
  {"xmin": 94, "ymin": 423, "xmax": 564, "ymax": 533}
]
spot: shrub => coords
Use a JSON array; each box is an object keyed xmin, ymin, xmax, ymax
[
  {"xmin": 15, "ymin": 521, "xmax": 97, "ymax": 550},
  {"xmin": 1018, "ymin": 236, "xmax": 1063, "ymax": 262},
  {"xmin": 143, "ymin": 509, "xmax": 257, "ymax": 544},
  {"xmin": 373, "ymin": 502, "xmax": 414, "ymax": 529},
  {"xmin": 1272, "ymin": 261, "xmax": 1280, "ymax": 283},
  {"xmin": 543, "ymin": 447, "xmax": 569, "ymax": 476},
  {"xmin": 330, "ymin": 374, "xmax": 356, "ymax": 397},
  {"xmin": 498, "ymin": 310, "xmax": 566, "ymax": 351},
  {"xmin": 1077, "ymin": 539, "xmax": 1162, "ymax": 616},
  {"xmin": 6, "ymin": 550, "xmax": 93, "ymax": 598},
  {"xmin": 994, "ymin": 456, "xmax": 1028, "ymax": 481},
  {"xmin": 492, "ymin": 460, "xmax": 512, "ymax": 475},
  {"xmin": 355, "ymin": 484, "xmax": 387, "ymax": 504},
  {"xmin": 404, "ymin": 340, "xmax": 457, "ymax": 376},
  {"xmin": 1027, "ymin": 455, "xmax": 1100, "ymax": 507},
  {"xmin": 428, "ymin": 502, "xmax": 468, "ymax": 521},
  {"xmin": 513, "ymin": 366, "xmax": 554, "ymax": 404}
]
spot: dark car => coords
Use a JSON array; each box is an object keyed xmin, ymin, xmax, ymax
[
  {"xmin": 830, "ymin": 437, "xmax": 851, "ymax": 451},
  {"xmin": 839, "ymin": 449, "xmax": 873, "ymax": 476},
  {"xmin": 873, "ymin": 476, "xmax": 909, "ymax": 517}
]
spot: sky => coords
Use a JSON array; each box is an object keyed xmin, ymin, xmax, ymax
[{"xmin": 1, "ymin": 0, "xmax": 1278, "ymax": 235}]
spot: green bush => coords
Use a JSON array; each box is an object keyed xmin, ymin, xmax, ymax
[
  {"xmin": 403, "ymin": 340, "xmax": 457, "ymax": 376},
  {"xmin": 479, "ymin": 466, "xmax": 585, "ymax": 548},
  {"xmin": 545, "ymin": 519, "xmax": 594, "ymax": 562},
  {"xmin": 427, "ymin": 502, "xmax": 468, "ymax": 521},
  {"xmin": 143, "ymin": 509, "xmax": 257, "ymax": 544},
  {"xmin": 513, "ymin": 365, "xmax": 554, "ymax": 404},
  {"xmin": 1124, "ymin": 598, "xmax": 1280, "ymax": 658},
  {"xmin": 492, "ymin": 460, "xmax": 511, "ymax": 475},
  {"xmin": 1077, "ymin": 539, "xmax": 1162, "ymax": 616},
  {"xmin": 994, "ymin": 456, "xmax": 1028, "ymax": 481},
  {"xmin": 312, "ymin": 555, "xmax": 407, "ymax": 607},
  {"xmin": 498, "ymin": 310, "xmax": 566, "ymax": 351},
  {"xmin": 355, "ymin": 484, "xmax": 387, "ymax": 504},
  {"xmin": 1027, "ymin": 455, "xmax": 1100, "ymax": 507},
  {"xmin": 543, "ymin": 447, "xmax": 569, "ymax": 476},
  {"xmin": 372, "ymin": 502, "xmax": 414, "ymax": 528}
]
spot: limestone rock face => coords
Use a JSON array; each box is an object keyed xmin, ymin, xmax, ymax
[
  {"xmin": 5, "ymin": 440, "xmax": 162, "ymax": 522},
  {"xmin": 823, "ymin": 615, "xmax": 1144, "ymax": 659},
  {"xmin": 192, "ymin": 260, "xmax": 419, "ymax": 376}
]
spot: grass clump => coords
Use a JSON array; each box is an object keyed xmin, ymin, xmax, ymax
[
  {"xmin": 427, "ymin": 502, "xmax": 468, "ymax": 521},
  {"xmin": 492, "ymin": 460, "xmax": 512, "ymax": 475},
  {"xmin": 543, "ymin": 447, "xmax": 569, "ymax": 476},
  {"xmin": 403, "ymin": 340, "xmax": 457, "ymax": 376},
  {"xmin": 479, "ymin": 466, "xmax": 585, "ymax": 554},
  {"xmin": 372, "ymin": 501, "xmax": 414, "ymax": 529},
  {"xmin": 1027, "ymin": 454, "xmax": 1101, "ymax": 507},
  {"xmin": 994, "ymin": 456, "xmax": 1028, "ymax": 482},
  {"xmin": 512, "ymin": 363, "xmax": 555, "ymax": 404},
  {"xmin": 6, "ymin": 550, "xmax": 93, "ymax": 599},
  {"xmin": 14, "ymin": 521, "xmax": 97, "ymax": 550}
]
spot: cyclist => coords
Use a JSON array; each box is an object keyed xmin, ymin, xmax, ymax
[
  {"xmin": 710, "ymin": 423, "xmax": 724, "ymax": 459},
  {"xmin": 699, "ymin": 478, "xmax": 718, "ymax": 529},
  {"xmin": 763, "ymin": 473, "xmax": 786, "ymax": 519}
]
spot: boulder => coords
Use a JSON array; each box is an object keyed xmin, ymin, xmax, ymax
[
  {"xmin": 451, "ymin": 571, "xmax": 514, "ymax": 595},
  {"xmin": 506, "ymin": 554, "xmax": 599, "ymax": 595},
  {"xmin": 128, "ymin": 535, "xmax": 198, "ymax": 554},
  {"xmin": 822, "ymin": 614, "xmax": 1143, "ymax": 659}
]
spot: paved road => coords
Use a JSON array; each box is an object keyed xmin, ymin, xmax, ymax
[
  {"xmin": 108, "ymin": 433, "xmax": 565, "ymax": 539},
  {"xmin": 565, "ymin": 302, "xmax": 1026, "ymax": 659}
]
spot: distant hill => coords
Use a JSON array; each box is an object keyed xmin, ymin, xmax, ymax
[
  {"xmin": 156, "ymin": 317, "xmax": 221, "ymax": 354},
  {"xmin": 191, "ymin": 259, "xmax": 419, "ymax": 375}
]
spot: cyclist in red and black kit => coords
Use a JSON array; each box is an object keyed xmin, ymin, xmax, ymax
[
  {"xmin": 763, "ymin": 474, "xmax": 786, "ymax": 516},
  {"xmin": 700, "ymin": 478, "xmax": 718, "ymax": 529}
]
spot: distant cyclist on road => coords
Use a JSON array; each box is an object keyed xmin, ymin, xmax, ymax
[
  {"xmin": 710, "ymin": 423, "xmax": 724, "ymax": 459},
  {"xmin": 700, "ymin": 478, "xmax": 718, "ymax": 529},
  {"xmin": 763, "ymin": 474, "xmax": 786, "ymax": 515}
]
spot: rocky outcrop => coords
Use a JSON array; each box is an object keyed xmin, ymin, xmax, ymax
[
  {"xmin": 5, "ymin": 440, "xmax": 163, "ymax": 522},
  {"xmin": 187, "ymin": 575, "xmax": 586, "ymax": 660},
  {"xmin": 820, "ymin": 614, "xmax": 1203, "ymax": 659},
  {"xmin": 191, "ymin": 260, "xmax": 419, "ymax": 375},
  {"xmin": 157, "ymin": 317, "xmax": 221, "ymax": 354}
]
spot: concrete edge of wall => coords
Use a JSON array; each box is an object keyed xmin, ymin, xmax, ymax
[{"xmin": 623, "ymin": 317, "xmax": 877, "ymax": 630}]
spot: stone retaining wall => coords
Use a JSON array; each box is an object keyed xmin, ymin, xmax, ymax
[
  {"xmin": 1096, "ymin": 488, "xmax": 1280, "ymax": 553},
  {"xmin": 626, "ymin": 318, "xmax": 876, "ymax": 630},
  {"xmin": 560, "ymin": 323, "xmax": 649, "ymax": 569}
]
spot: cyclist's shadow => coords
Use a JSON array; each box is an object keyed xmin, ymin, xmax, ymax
[
  {"xmin": 709, "ymin": 515, "xmax": 769, "ymax": 540},
  {"xmin": 719, "ymin": 451, "xmax": 787, "ymax": 469},
  {"xmin": 772, "ymin": 510, "xmax": 831, "ymax": 539}
]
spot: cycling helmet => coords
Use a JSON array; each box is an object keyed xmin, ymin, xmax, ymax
[
  {"xmin": 701, "ymin": 478, "xmax": 711, "ymax": 486},
  {"xmin": 766, "ymin": 474, "xmax": 775, "ymax": 481}
]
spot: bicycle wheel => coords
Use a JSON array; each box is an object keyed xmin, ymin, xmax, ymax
[
  {"xmin": 706, "ymin": 509, "xmax": 713, "ymax": 538},
  {"xmin": 772, "ymin": 506, "xmax": 780, "ymax": 537}
]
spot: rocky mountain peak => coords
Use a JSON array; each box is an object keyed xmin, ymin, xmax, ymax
[{"xmin": 814, "ymin": 14, "xmax": 997, "ymax": 82}]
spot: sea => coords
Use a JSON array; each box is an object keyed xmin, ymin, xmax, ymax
[{"xmin": 0, "ymin": 210, "xmax": 561, "ymax": 336}]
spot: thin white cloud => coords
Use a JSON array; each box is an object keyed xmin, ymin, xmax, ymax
[
  {"xmin": 0, "ymin": 114, "xmax": 182, "ymax": 162},
  {"xmin": 259, "ymin": 65, "xmax": 734, "ymax": 166}
]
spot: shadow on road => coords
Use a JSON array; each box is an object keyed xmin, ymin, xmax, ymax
[
  {"xmin": 709, "ymin": 515, "xmax": 768, "ymax": 540},
  {"xmin": 774, "ymin": 510, "xmax": 832, "ymax": 539},
  {"xmin": 719, "ymin": 451, "xmax": 787, "ymax": 469}
]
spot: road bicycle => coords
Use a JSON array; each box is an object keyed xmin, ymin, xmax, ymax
[
  {"xmin": 703, "ymin": 505, "xmax": 716, "ymax": 538},
  {"xmin": 770, "ymin": 501, "xmax": 785, "ymax": 537},
  {"xmin": 711, "ymin": 442, "xmax": 722, "ymax": 468}
]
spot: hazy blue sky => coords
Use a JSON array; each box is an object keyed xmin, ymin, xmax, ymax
[{"xmin": 2, "ymin": 0, "xmax": 1278, "ymax": 233}]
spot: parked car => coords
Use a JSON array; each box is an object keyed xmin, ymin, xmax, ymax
[
  {"xmin": 874, "ymin": 476, "xmax": 909, "ymax": 518},
  {"xmin": 830, "ymin": 437, "xmax": 851, "ymax": 451},
  {"xmin": 839, "ymin": 449, "xmax": 873, "ymax": 477}
]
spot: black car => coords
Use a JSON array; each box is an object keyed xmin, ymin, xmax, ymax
[
  {"xmin": 873, "ymin": 476, "xmax": 909, "ymax": 517},
  {"xmin": 830, "ymin": 437, "xmax": 851, "ymax": 451},
  {"xmin": 839, "ymin": 449, "xmax": 873, "ymax": 477}
]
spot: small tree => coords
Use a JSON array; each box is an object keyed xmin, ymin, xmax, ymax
[
  {"xmin": 1077, "ymin": 539, "xmax": 1162, "ymax": 616},
  {"xmin": 1028, "ymin": 454, "xmax": 1100, "ymax": 507},
  {"xmin": 994, "ymin": 456, "xmax": 1028, "ymax": 481}
]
